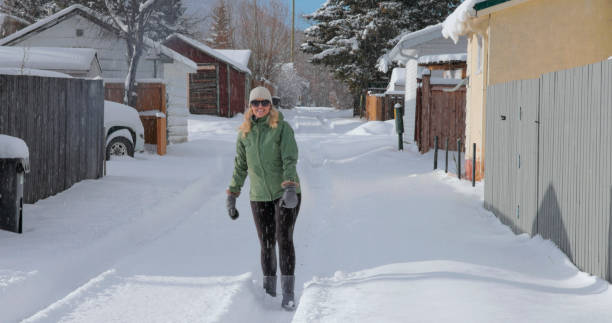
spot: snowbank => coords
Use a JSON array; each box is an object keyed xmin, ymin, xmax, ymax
[
  {"xmin": 0, "ymin": 134, "xmax": 29, "ymax": 159},
  {"xmin": 345, "ymin": 121, "xmax": 394, "ymax": 136},
  {"xmin": 442, "ymin": 0, "xmax": 483, "ymax": 43}
]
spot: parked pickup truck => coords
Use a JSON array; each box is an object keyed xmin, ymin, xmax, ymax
[{"xmin": 104, "ymin": 100, "xmax": 145, "ymax": 160}]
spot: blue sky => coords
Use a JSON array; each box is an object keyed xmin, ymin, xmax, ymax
[{"xmin": 294, "ymin": 0, "xmax": 327, "ymax": 29}]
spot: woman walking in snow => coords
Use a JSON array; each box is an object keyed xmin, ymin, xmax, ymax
[{"xmin": 226, "ymin": 86, "xmax": 301, "ymax": 311}]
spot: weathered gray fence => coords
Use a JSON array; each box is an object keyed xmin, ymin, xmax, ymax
[
  {"xmin": 485, "ymin": 59, "xmax": 612, "ymax": 280},
  {"xmin": 0, "ymin": 74, "xmax": 105, "ymax": 204}
]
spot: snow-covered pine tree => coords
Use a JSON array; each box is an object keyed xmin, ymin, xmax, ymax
[
  {"xmin": 302, "ymin": 0, "xmax": 460, "ymax": 109},
  {"xmin": 205, "ymin": 0, "xmax": 234, "ymax": 49},
  {"xmin": 0, "ymin": 0, "xmax": 59, "ymax": 23},
  {"xmin": 102, "ymin": 0, "xmax": 186, "ymax": 106}
]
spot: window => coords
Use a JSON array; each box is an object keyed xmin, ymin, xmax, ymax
[{"xmin": 76, "ymin": 29, "xmax": 84, "ymax": 37}]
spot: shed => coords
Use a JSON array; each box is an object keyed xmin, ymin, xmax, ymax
[
  {"xmin": 163, "ymin": 34, "xmax": 252, "ymax": 117},
  {"xmin": 0, "ymin": 5, "xmax": 197, "ymax": 145},
  {"xmin": 378, "ymin": 23, "xmax": 467, "ymax": 143},
  {"xmin": 0, "ymin": 46, "xmax": 102, "ymax": 78}
]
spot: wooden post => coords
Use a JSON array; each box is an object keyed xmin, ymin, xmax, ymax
[
  {"xmin": 434, "ymin": 136, "xmax": 438, "ymax": 170},
  {"xmin": 445, "ymin": 137, "xmax": 449, "ymax": 173},
  {"xmin": 457, "ymin": 138, "xmax": 462, "ymax": 180},
  {"xmin": 422, "ymin": 73, "xmax": 432, "ymax": 153},
  {"xmin": 215, "ymin": 63, "xmax": 220, "ymax": 116},
  {"xmin": 227, "ymin": 63, "xmax": 231, "ymax": 117},
  {"xmin": 472, "ymin": 143, "xmax": 476, "ymax": 187},
  {"xmin": 157, "ymin": 117, "xmax": 167, "ymax": 156}
]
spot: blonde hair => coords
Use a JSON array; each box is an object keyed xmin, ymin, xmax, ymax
[{"xmin": 239, "ymin": 106, "xmax": 279, "ymax": 138}]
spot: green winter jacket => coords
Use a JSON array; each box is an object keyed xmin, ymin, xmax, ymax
[{"xmin": 229, "ymin": 112, "xmax": 301, "ymax": 201}]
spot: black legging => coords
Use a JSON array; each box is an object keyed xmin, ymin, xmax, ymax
[{"xmin": 250, "ymin": 194, "xmax": 301, "ymax": 276}]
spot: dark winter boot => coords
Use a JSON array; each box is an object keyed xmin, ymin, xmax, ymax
[
  {"xmin": 281, "ymin": 275, "xmax": 295, "ymax": 311},
  {"xmin": 263, "ymin": 275, "xmax": 277, "ymax": 297}
]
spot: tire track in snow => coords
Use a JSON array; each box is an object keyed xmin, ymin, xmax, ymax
[{"xmin": 16, "ymin": 171, "xmax": 224, "ymax": 323}]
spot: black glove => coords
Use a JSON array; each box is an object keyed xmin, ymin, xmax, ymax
[
  {"xmin": 280, "ymin": 183, "xmax": 298, "ymax": 209},
  {"xmin": 226, "ymin": 194, "xmax": 239, "ymax": 220}
]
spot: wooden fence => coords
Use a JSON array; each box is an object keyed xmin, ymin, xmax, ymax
[
  {"xmin": 365, "ymin": 93, "xmax": 405, "ymax": 121},
  {"xmin": 189, "ymin": 65, "xmax": 218, "ymax": 115},
  {"xmin": 0, "ymin": 74, "xmax": 105, "ymax": 204},
  {"xmin": 415, "ymin": 74, "xmax": 466, "ymax": 153},
  {"xmin": 484, "ymin": 59, "xmax": 612, "ymax": 281}
]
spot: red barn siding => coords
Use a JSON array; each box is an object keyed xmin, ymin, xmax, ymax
[{"xmin": 164, "ymin": 37, "xmax": 250, "ymax": 117}]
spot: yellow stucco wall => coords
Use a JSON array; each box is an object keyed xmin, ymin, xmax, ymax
[
  {"xmin": 465, "ymin": 33, "xmax": 487, "ymax": 157},
  {"xmin": 464, "ymin": 0, "xmax": 612, "ymax": 179},
  {"xmin": 487, "ymin": 0, "xmax": 612, "ymax": 85}
]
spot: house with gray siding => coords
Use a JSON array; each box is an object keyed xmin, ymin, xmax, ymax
[
  {"xmin": 0, "ymin": 5, "xmax": 197, "ymax": 144},
  {"xmin": 378, "ymin": 23, "xmax": 468, "ymax": 142},
  {"xmin": 0, "ymin": 46, "xmax": 102, "ymax": 78}
]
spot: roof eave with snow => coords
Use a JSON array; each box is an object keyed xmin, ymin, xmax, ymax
[
  {"xmin": 0, "ymin": 5, "xmax": 196, "ymax": 70},
  {"xmin": 166, "ymin": 34, "xmax": 251, "ymax": 75},
  {"xmin": 378, "ymin": 23, "xmax": 447, "ymax": 72}
]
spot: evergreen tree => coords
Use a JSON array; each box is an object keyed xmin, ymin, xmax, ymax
[
  {"xmin": 301, "ymin": 0, "xmax": 460, "ymax": 108},
  {"xmin": 0, "ymin": 0, "xmax": 60, "ymax": 23},
  {"xmin": 205, "ymin": 0, "xmax": 234, "ymax": 49}
]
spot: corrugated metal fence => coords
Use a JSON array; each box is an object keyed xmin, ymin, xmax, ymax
[
  {"xmin": 485, "ymin": 59, "xmax": 612, "ymax": 280},
  {"xmin": 0, "ymin": 74, "xmax": 105, "ymax": 204}
]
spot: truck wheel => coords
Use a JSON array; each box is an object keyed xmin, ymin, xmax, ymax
[{"xmin": 106, "ymin": 137, "xmax": 135, "ymax": 160}]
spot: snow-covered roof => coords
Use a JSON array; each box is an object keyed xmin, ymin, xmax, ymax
[
  {"xmin": 165, "ymin": 34, "xmax": 251, "ymax": 74},
  {"xmin": 0, "ymin": 5, "xmax": 196, "ymax": 70},
  {"xmin": 0, "ymin": 46, "xmax": 98, "ymax": 72},
  {"xmin": 0, "ymin": 134, "xmax": 29, "ymax": 159},
  {"xmin": 418, "ymin": 53, "xmax": 467, "ymax": 65},
  {"xmin": 378, "ymin": 23, "xmax": 450, "ymax": 72},
  {"xmin": 216, "ymin": 49, "xmax": 251, "ymax": 68},
  {"xmin": 442, "ymin": 0, "xmax": 486, "ymax": 43},
  {"xmin": 0, "ymin": 67, "xmax": 73, "ymax": 78},
  {"xmin": 395, "ymin": 24, "xmax": 444, "ymax": 50}
]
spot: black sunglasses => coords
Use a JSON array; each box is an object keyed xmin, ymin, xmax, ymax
[{"xmin": 250, "ymin": 100, "xmax": 271, "ymax": 107}]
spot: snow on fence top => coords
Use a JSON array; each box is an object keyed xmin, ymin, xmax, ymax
[
  {"xmin": 418, "ymin": 53, "xmax": 467, "ymax": 65},
  {"xmin": 0, "ymin": 67, "xmax": 73, "ymax": 78},
  {"xmin": 0, "ymin": 134, "xmax": 29, "ymax": 159},
  {"xmin": 0, "ymin": 47, "xmax": 97, "ymax": 72},
  {"xmin": 102, "ymin": 77, "xmax": 166, "ymax": 84}
]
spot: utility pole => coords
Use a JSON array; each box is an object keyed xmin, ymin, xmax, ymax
[{"xmin": 291, "ymin": 0, "xmax": 295, "ymax": 62}]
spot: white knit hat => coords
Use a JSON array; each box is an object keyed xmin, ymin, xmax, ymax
[{"xmin": 249, "ymin": 86, "xmax": 272, "ymax": 103}]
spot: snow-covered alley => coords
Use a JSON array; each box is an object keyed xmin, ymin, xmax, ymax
[{"xmin": 1, "ymin": 107, "xmax": 612, "ymax": 322}]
